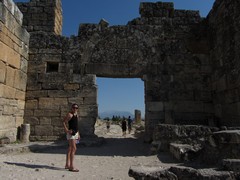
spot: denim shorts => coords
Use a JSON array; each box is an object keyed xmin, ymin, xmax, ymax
[{"xmin": 66, "ymin": 132, "xmax": 79, "ymax": 140}]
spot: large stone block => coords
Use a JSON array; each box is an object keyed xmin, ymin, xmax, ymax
[
  {"xmin": 80, "ymin": 85, "xmax": 97, "ymax": 97},
  {"xmin": 0, "ymin": 41, "xmax": 20, "ymax": 68},
  {"xmin": 17, "ymin": 99, "xmax": 25, "ymax": 110},
  {"xmin": 0, "ymin": 127, "xmax": 17, "ymax": 142},
  {"xmin": 20, "ymin": 56, "xmax": 28, "ymax": 73},
  {"xmin": 83, "ymin": 97, "xmax": 97, "ymax": 105},
  {"xmin": 85, "ymin": 63, "xmax": 130, "ymax": 78},
  {"xmin": 39, "ymin": 117, "xmax": 51, "ymax": 125},
  {"xmin": 5, "ymin": 65, "xmax": 15, "ymax": 87},
  {"xmin": 0, "ymin": 115, "xmax": 15, "ymax": 129},
  {"xmin": 25, "ymin": 90, "xmax": 48, "ymax": 99},
  {"xmin": 34, "ymin": 109, "xmax": 60, "ymax": 117},
  {"xmin": 47, "ymin": 90, "xmax": 78, "ymax": 98},
  {"xmin": 51, "ymin": 117, "xmax": 63, "ymax": 126},
  {"xmin": 78, "ymin": 105, "xmax": 98, "ymax": 117},
  {"xmin": 41, "ymin": 81, "xmax": 64, "ymax": 90},
  {"xmin": 14, "ymin": 69, "xmax": 27, "ymax": 91},
  {"xmin": 67, "ymin": 97, "xmax": 84, "ymax": 106},
  {"xmin": 15, "ymin": 116, "xmax": 23, "ymax": 127},
  {"xmin": 0, "ymin": 97, "xmax": 8, "ymax": 105},
  {"xmin": 0, "ymin": 23, "xmax": 21, "ymax": 48},
  {"xmin": 146, "ymin": 111, "xmax": 165, "ymax": 120},
  {"xmin": 53, "ymin": 126, "xmax": 64, "ymax": 136},
  {"xmin": 0, "ymin": 2, "xmax": 4, "ymax": 23},
  {"xmin": 15, "ymin": 89, "xmax": 25, "ymax": 100},
  {"xmin": 173, "ymin": 101, "xmax": 204, "ymax": 113},
  {"xmin": 23, "ymin": 109, "xmax": 34, "ymax": 116},
  {"xmin": 35, "ymin": 125, "xmax": 53, "ymax": 136},
  {"xmin": 3, "ymin": 104, "xmax": 18, "ymax": 115},
  {"xmin": 1, "ymin": 0, "xmax": 23, "ymax": 24},
  {"xmin": 146, "ymin": 101, "xmax": 164, "ymax": 111},
  {"xmin": 63, "ymin": 83, "xmax": 80, "ymax": 90},
  {"xmin": 24, "ymin": 116, "xmax": 39, "ymax": 126},
  {"xmin": 0, "ymin": 60, "xmax": 6, "ymax": 83},
  {"xmin": 28, "ymin": 61, "xmax": 46, "ymax": 73},
  {"xmin": 25, "ymin": 99, "xmax": 38, "ymax": 109},
  {"xmin": 174, "ymin": 112, "xmax": 209, "ymax": 125},
  {"xmin": 38, "ymin": 97, "xmax": 68, "ymax": 110},
  {"xmin": 2, "ymin": 5, "xmax": 18, "ymax": 32},
  {"xmin": 0, "ymin": 84, "xmax": 16, "ymax": 99}
]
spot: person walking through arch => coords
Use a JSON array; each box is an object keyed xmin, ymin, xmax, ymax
[
  {"xmin": 63, "ymin": 103, "xmax": 80, "ymax": 172},
  {"xmin": 121, "ymin": 118, "xmax": 127, "ymax": 137},
  {"xmin": 127, "ymin": 116, "xmax": 132, "ymax": 134},
  {"xmin": 106, "ymin": 119, "xmax": 111, "ymax": 133}
]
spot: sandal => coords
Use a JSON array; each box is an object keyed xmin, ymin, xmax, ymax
[
  {"xmin": 65, "ymin": 166, "xmax": 69, "ymax": 169},
  {"xmin": 69, "ymin": 168, "xmax": 79, "ymax": 172}
]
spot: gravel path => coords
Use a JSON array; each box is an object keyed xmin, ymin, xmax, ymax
[{"xmin": 0, "ymin": 123, "xmax": 178, "ymax": 180}]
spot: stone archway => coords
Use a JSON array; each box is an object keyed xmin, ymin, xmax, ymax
[{"xmin": 19, "ymin": 1, "xmax": 212, "ymax": 141}]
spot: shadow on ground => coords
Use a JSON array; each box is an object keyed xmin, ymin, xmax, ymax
[
  {"xmin": 28, "ymin": 136, "xmax": 152, "ymax": 157},
  {"xmin": 4, "ymin": 161, "xmax": 64, "ymax": 171}
]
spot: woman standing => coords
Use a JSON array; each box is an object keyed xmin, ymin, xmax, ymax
[{"xmin": 63, "ymin": 103, "xmax": 80, "ymax": 172}]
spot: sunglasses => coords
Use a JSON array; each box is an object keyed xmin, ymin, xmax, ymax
[{"xmin": 72, "ymin": 107, "xmax": 78, "ymax": 109}]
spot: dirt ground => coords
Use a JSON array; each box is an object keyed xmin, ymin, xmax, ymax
[{"xmin": 0, "ymin": 122, "xmax": 178, "ymax": 180}]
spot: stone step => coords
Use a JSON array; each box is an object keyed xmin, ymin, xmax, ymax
[{"xmin": 129, "ymin": 165, "xmax": 240, "ymax": 180}]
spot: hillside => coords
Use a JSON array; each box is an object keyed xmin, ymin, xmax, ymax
[{"xmin": 99, "ymin": 110, "xmax": 134, "ymax": 119}]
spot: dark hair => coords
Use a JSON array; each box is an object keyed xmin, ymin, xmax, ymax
[{"xmin": 71, "ymin": 103, "xmax": 78, "ymax": 108}]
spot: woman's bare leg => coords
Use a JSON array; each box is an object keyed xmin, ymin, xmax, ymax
[
  {"xmin": 69, "ymin": 139, "xmax": 77, "ymax": 170},
  {"xmin": 65, "ymin": 140, "xmax": 72, "ymax": 168}
]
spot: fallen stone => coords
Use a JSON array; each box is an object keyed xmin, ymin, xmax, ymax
[
  {"xmin": 169, "ymin": 143, "xmax": 202, "ymax": 161},
  {"xmin": 129, "ymin": 165, "xmax": 177, "ymax": 180}
]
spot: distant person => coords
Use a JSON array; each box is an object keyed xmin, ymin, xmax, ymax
[
  {"xmin": 106, "ymin": 119, "xmax": 110, "ymax": 133},
  {"xmin": 63, "ymin": 103, "xmax": 80, "ymax": 172},
  {"xmin": 121, "ymin": 118, "xmax": 127, "ymax": 137},
  {"xmin": 127, "ymin": 116, "xmax": 132, "ymax": 134}
]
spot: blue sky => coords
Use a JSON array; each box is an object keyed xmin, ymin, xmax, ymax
[{"xmin": 14, "ymin": 0, "xmax": 215, "ymax": 117}]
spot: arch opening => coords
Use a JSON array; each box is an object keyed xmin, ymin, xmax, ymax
[{"xmin": 95, "ymin": 77, "xmax": 145, "ymax": 137}]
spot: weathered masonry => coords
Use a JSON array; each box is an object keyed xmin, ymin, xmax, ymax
[
  {"xmin": 0, "ymin": 0, "xmax": 29, "ymax": 142},
  {"xmin": 0, "ymin": 0, "xmax": 240, "ymax": 141}
]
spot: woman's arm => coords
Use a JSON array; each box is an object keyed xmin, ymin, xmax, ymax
[{"xmin": 63, "ymin": 113, "xmax": 72, "ymax": 134}]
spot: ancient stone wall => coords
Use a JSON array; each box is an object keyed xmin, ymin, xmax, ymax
[
  {"xmin": 24, "ymin": 32, "xmax": 97, "ymax": 140},
  {"xmin": 0, "ymin": 0, "xmax": 29, "ymax": 142},
  {"xmin": 208, "ymin": 0, "xmax": 240, "ymax": 126},
  {"xmin": 16, "ymin": 0, "xmax": 62, "ymax": 35},
  {"xmin": 13, "ymin": 0, "xmax": 97, "ymax": 141}
]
